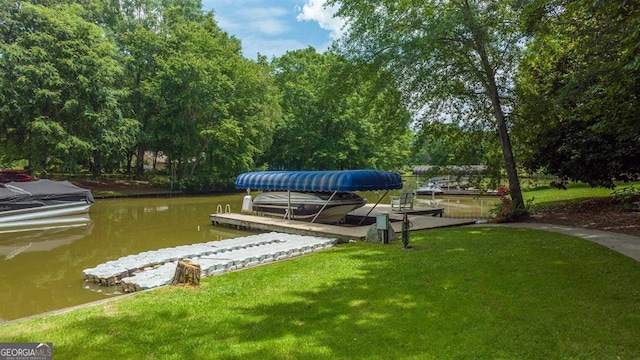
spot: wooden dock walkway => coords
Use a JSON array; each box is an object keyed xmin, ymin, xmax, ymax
[{"xmin": 210, "ymin": 204, "xmax": 476, "ymax": 242}]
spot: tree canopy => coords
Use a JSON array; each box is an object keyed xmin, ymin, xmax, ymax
[
  {"xmin": 0, "ymin": 1, "xmax": 130, "ymax": 176},
  {"xmin": 3, "ymin": 0, "xmax": 637, "ymax": 192},
  {"xmin": 264, "ymin": 47, "xmax": 412, "ymax": 171},
  {"xmin": 329, "ymin": 0, "xmax": 528, "ymax": 209},
  {"xmin": 1, "ymin": 0, "xmax": 282, "ymax": 189},
  {"xmin": 515, "ymin": 0, "xmax": 640, "ymax": 188},
  {"xmin": 1, "ymin": 0, "xmax": 421, "ymax": 190},
  {"xmin": 411, "ymin": 122, "xmax": 502, "ymax": 170}
]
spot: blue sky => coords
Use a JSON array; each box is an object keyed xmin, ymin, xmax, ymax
[{"xmin": 201, "ymin": 0, "xmax": 346, "ymax": 59}]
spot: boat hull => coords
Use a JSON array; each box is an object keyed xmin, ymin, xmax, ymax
[
  {"xmin": 0, "ymin": 201, "xmax": 93, "ymax": 230},
  {"xmin": 252, "ymin": 191, "xmax": 366, "ymax": 223},
  {"xmin": 0, "ymin": 179, "xmax": 95, "ymax": 231},
  {"xmin": 416, "ymin": 185, "xmax": 444, "ymax": 195}
]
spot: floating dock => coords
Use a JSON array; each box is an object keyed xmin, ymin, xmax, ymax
[
  {"xmin": 83, "ymin": 232, "xmax": 336, "ymax": 293},
  {"xmin": 83, "ymin": 203, "xmax": 479, "ymax": 293},
  {"xmin": 210, "ymin": 204, "xmax": 477, "ymax": 242}
]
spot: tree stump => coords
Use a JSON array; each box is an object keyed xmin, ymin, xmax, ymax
[{"xmin": 171, "ymin": 260, "xmax": 201, "ymax": 286}]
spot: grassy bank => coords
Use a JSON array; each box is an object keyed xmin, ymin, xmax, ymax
[
  {"xmin": 522, "ymin": 182, "xmax": 639, "ymax": 204},
  {"xmin": 1, "ymin": 227, "xmax": 639, "ymax": 359}
]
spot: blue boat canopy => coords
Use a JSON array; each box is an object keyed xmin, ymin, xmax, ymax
[{"xmin": 235, "ymin": 170, "xmax": 403, "ymax": 192}]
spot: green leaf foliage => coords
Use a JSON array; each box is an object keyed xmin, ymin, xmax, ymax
[
  {"xmin": 1, "ymin": 0, "xmax": 280, "ymax": 187},
  {"xmin": 515, "ymin": 0, "xmax": 640, "ymax": 188},
  {"xmin": 0, "ymin": 1, "xmax": 131, "ymax": 175},
  {"xmin": 411, "ymin": 122, "xmax": 501, "ymax": 168},
  {"xmin": 141, "ymin": 8, "xmax": 280, "ymax": 187},
  {"xmin": 329, "ymin": 0, "xmax": 528, "ymax": 209},
  {"xmin": 264, "ymin": 47, "xmax": 412, "ymax": 171}
]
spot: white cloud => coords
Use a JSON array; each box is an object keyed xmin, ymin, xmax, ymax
[
  {"xmin": 296, "ymin": 0, "xmax": 346, "ymax": 39},
  {"xmin": 214, "ymin": 13, "xmax": 240, "ymax": 32},
  {"xmin": 240, "ymin": 7, "xmax": 290, "ymax": 35},
  {"xmin": 204, "ymin": 0, "xmax": 339, "ymax": 58},
  {"xmin": 241, "ymin": 37, "xmax": 310, "ymax": 59},
  {"xmin": 211, "ymin": 5, "xmax": 290, "ymax": 36},
  {"xmin": 251, "ymin": 18, "xmax": 289, "ymax": 35}
]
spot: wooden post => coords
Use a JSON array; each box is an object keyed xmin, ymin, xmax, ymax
[{"xmin": 171, "ymin": 260, "xmax": 201, "ymax": 286}]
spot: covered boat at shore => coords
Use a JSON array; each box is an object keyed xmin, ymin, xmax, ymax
[
  {"xmin": 252, "ymin": 191, "xmax": 366, "ymax": 223},
  {"xmin": 235, "ymin": 170, "xmax": 403, "ymax": 223},
  {"xmin": 0, "ymin": 179, "xmax": 94, "ymax": 231}
]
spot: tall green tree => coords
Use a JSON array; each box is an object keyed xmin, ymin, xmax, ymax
[
  {"xmin": 267, "ymin": 48, "xmax": 346, "ymax": 170},
  {"xmin": 100, "ymin": 0, "xmax": 166, "ymax": 176},
  {"xmin": 514, "ymin": 0, "xmax": 640, "ymax": 187},
  {"xmin": 0, "ymin": 1, "xmax": 131, "ymax": 176},
  {"xmin": 329, "ymin": 0, "xmax": 527, "ymax": 210},
  {"xmin": 265, "ymin": 47, "xmax": 411, "ymax": 171},
  {"xmin": 348, "ymin": 67, "xmax": 414, "ymax": 170},
  {"xmin": 95, "ymin": 0, "xmax": 280, "ymax": 186},
  {"xmin": 147, "ymin": 6, "xmax": 280, "ymax": 188}
]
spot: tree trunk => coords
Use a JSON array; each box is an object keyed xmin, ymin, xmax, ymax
[
  {"xmin": 126, "ymin": 149, "xmax": 134, "ymax": 175},
  {"xmin": 171, "ymin": 260, "xmax": 201, "ymax": 286},
  {"xmin": 136, "ymin": 145, "xmax": 145, "ymax": 179},
  {"xmin": 485, "ymin": 82, "xmax": 524, "ymax": 210},
  {"xmin": 467, "ymin": 3, "xmax": 525, "ymax": 211},
  {"xmin": 92, "ymin": 149, "xmax": 102, "ymax": 178},
  {"xmin": 495, "ymin": 110, "xmax": 525, "ymax": 211}
]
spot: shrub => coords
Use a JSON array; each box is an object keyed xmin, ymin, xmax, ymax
[
  {"xmin": 489, "ymin": 187, "xmax": 531, "ymax": 223},
  {"xmin": 490, "ymin": 195, "xmax": 514, "ymax": 223},
  {"xmin": 611, "ymin": 185, "xmax": 640, "ymax": 210}
]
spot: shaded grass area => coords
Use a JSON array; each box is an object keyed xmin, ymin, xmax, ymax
[
  {"xmin": 521, "ymin": 182, "xmax": 640, "ymax": 236},
  {"xmin": 1, "ymin": 227, "xmax": 639, "ymax": 359}
]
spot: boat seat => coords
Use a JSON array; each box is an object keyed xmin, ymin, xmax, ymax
[{"xmin": 390, "ymin": 188, "xmax": 415, "ymax": 211}]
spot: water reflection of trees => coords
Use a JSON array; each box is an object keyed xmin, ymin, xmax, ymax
[{"xmin": 0, "ymin": 194, "xmax": 250, "ymax": 321}]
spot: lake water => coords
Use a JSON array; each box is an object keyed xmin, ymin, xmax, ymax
[{"xmin": 0, "ymin": 192, "xmax": 497, "ymax": 322}]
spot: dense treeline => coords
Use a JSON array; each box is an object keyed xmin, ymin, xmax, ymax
[
  {"xmin": 0, "ymin": 0, "xmax": 411, "ymax": 190},
  {"xmin": 264, "ymin": 48, "xmax": 412, "ymax": 171},
  {"xmin": 514, "ymin": 0, "xmax": 640, "ymax": 188},
  {"xmin": 0, "ymin": 0, "xmax": 282, "ymax": 189},
  {"xmin": 2, "ymin": 0, "xmax": 639, "ymax": 192},
  {"xmin": 330, "ymin": 0, "xmax": 529, "ymax": 208},
  {"xmin": 329, "ymin": 0, "xmax": 639, "ymax": 207}
]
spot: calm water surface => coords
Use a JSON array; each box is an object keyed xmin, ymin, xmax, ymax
[
  {"xmin": 0, "ymin": 194, "xmax": 255, "ymax": 322},
  {"xmin": 0, "ymin": 191, "xmax": 497, "ymax": 322}
]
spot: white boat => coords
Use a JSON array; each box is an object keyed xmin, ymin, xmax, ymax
[
  {"xmin": 0, "ymin": 180, "xmax": 94, "ymax": 230},
  {"xmin": 416, "ymin": 183, "xmax": 444, "ymax": 195},
  {"xmin": 252, "ymin": 191, "xmax": 366, "ymax": 223}
]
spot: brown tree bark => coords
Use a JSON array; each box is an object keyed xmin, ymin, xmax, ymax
[
  {"xmin": 171, "ymin": 260, "xmax": 201, "ymax": 286},
  {"xmin": 465, "ymin": 0, "xmax": 525, "ymax": 211},
  {"xmin": 136, "ymin": 145, "xmax": 145, "ymax": 179}
]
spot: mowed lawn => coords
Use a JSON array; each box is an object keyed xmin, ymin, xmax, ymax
[
  {"xmin": 523, "ymin": 181, "xmax": 639, "ymax": 204},
  {"xmin": 1, "ymin": 226, "xmax": 639, "ymax": 359}
]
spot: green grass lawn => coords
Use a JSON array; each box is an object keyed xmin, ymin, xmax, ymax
[
  {"xmin": 1, "ymin": 227, "xmax": 639, "ymax": 359},
  {"xmin": 522, "ymin": 182, "xmax": 639, "ymax": 205}
]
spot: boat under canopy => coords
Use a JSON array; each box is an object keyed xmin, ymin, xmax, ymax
[
  {"xmin": 235, "ymin": 170, "xmax": 403, "ymax": 192},
  {"xmin": 252, "ymin": 191, "xmax": 367, "ymax": 223},
  {"xmin": 235, "ymin": 170, "xmax": 403, "ymax": 223}
]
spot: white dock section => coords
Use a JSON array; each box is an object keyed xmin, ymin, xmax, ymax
[{"xmin": 82, "ymin": 232, "xmax": 336, "ymax": 292}]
